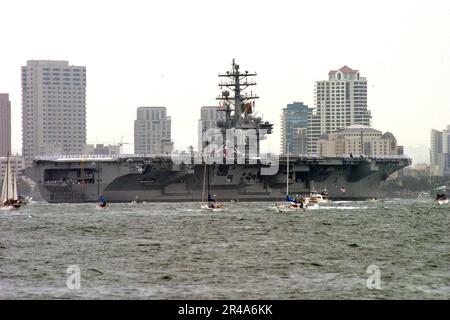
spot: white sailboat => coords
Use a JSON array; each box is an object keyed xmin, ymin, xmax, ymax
[
  {"xmin": 201, "ymin": 162, "xmax": 224, "ymax": 212},
  {"xmin": 429, "ymin": 150, "xmax": 448, "ymax": 205},
  {"xmin": 96, "ymin": 195, "xmax": 109, "ymax": 209},
  {"xmin": 131, "ymin": 195, "xmax": 144, "ymax": 204},
  {"xmin": 436, "ymin": 197, "xmax": 449, "ymax": 205},
  {"xmin": 434, "ymin": 185, "xmax": 449, "ymax": 205},
  {"xmin": 1, "ymin": 153, "xmax": 22, "ymax": 210},
  {"xmin": 275, "ymin": 144, "xmax": 307, "ymax": 213}
]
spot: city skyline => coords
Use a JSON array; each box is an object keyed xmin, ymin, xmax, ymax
[{"xmin": 0, "ymin": 0, "xmax": 449, "ymax": 165}]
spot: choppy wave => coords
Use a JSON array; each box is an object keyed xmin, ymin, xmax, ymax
[{"xmin": 0, "ymin": 199, "xmax": 448, "ymax": 299}]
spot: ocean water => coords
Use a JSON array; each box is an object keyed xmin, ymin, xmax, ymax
[{"xmin": 0, "ymin": 199, "xmax": 448, "ymax": 299}]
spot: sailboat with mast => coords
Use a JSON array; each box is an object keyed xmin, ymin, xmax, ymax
[
  {"xmin": 275, "ymin": 144, "xmax": 307, "ymax": 212},
  {"xmin": 434, "ymin": 187, "xmax": 448, "ymax": 205},
  {"xmin": 429, "ymin": 150, "xmax": 448, "ymax": 205},
  {"xmin": 201, "ymin": 162, "xmax": 225, "ymax": 212},
  {"xmin": 431, "ymin": 176, "xmax": 448, "ymax": 205},
  {"xmin": 1, "ymin": 153, "xmax": 22, "ymax": 210}
]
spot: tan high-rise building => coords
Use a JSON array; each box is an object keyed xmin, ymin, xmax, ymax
[
  {"xmin": 307, "ymin": 66, "xmax": 372, "ymax": 154},
  {"xmin": 0, "ymin": 93, "xmax": 11, "ymax": 157},
  {"xmin": 21, "ymin": 60, "xmax": 86, "ymax": 167}
]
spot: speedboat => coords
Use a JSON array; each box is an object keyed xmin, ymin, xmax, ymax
[{"xmin": 308, "ymin": 190, "xmax": 330, "ymax": 204}]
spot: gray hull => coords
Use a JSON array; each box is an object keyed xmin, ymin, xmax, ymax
[{"xmin": 26, "ymin": 155, "xmax": 410, "ymax": 203}]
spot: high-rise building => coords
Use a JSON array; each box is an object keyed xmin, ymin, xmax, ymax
[
  {"xmin": 430, "ymin": 126, "xmax": 450, "ymax": 176},
  {"xmin": 198, "ymin": 106, "xmax": 226, "ymax": 152},
  {"xmin": 21, "ymin": 60, "xmax": 86, "ymax": 167},
  {"xmin": 307, "ymin": 66, "xmax": 371, "ymax": 154},
  {"xmin": 134, "ymin": 107, "xmax": 171, "ymax": 154},
  {"xmin": 430, "ymin": 129, "xmax": 443, "ymax": 166},
  {"xmin": 280, "ymin": 102, "xmax": 312, "ymax": 155},
  {"xmin": 0, "ymin": 93, "xmax": 11, "ymax": 157}
]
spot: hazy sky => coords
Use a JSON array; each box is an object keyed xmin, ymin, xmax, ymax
[{"xmin": 0, "ymin": 0, "xmax": 449, "ymax": 163}]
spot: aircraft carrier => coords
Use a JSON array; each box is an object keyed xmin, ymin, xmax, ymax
[{"xmin": 25, "ymin": 60, "xmax": 411, "ymax": 203}]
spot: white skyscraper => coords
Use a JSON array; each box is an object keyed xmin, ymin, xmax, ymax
[
  {"xmin": 197, "ymin": 106, "xmax": 226, "ymax": 152},
  {"xmin": 21, "ymin": 60, "xmax": 86, "ymax": 167},
  {"xmin": 134, "ymin": 107, "xmax": 172, "ymax": 154},
  {"xmin": 307, "ymin": 66, "xmax": 371, "ymax": 154}
]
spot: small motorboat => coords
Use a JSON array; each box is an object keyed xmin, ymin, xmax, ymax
[{"xmin": 308, "ymin": 190, "xmax": 331, "ymax": 204}]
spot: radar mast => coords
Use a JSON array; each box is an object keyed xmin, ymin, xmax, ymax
[{"xmin": 216, "ymin": 59, "xmax": 273, "ymax": 160}]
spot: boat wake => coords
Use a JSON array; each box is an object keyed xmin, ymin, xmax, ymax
[{"xmin": 318, "ymin": 206, "xmax": 368, "ymax": 210}]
